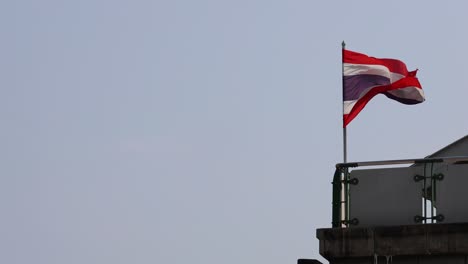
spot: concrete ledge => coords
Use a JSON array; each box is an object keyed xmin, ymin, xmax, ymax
[{"xmin": 317, "ymin": 223, "xmax": 468, "ymax": 261}]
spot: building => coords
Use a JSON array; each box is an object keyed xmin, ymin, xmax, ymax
[{"xmin": 303, "ymin": 135, "xmax": 468, "ymax": 264}]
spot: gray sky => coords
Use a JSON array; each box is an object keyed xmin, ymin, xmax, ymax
[{"xmin": 2, "ymin": 1, "xmax": 468, "ymax": 264}]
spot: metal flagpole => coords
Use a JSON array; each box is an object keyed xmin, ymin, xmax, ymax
[
  {"xmin": 341, "ymin": 41, "xmax": 349, "ymax": 226},
  {"xmin": 342, "ymin": 41, "xmax": 347, "ymax": 163}
]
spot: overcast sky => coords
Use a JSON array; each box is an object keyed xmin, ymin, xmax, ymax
[{"xmin": 2, "ymin": 1, "xmax": 468, "ymax": 264}]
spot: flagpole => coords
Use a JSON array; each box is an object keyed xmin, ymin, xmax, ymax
[
  {"xmin": 342, "ymin": 41, "xmax": 347, "ymax": 163},
  {"xmin": 341, "ymin": 41, "xmax": 349, "ymax": 226}
]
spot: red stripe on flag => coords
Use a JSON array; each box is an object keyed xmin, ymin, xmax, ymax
[{"xmin": 343, "ymin": 49, "xmax": 410, "ymax": 76}]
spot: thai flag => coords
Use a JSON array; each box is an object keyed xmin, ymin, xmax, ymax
[{"xmin": 343, "ymin": 49, "xmax": 425, "ymax": 127}]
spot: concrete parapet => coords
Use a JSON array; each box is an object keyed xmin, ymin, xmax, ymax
[{"xmin": 317, "ymin": 223, "xmax": 468, "ymax": 264}]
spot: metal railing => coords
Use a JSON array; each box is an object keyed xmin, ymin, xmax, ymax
[{"xmin": 331, "ymin": 156, "xmax": 468, "ymax": 228}]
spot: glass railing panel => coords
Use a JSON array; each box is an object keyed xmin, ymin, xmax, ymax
[
  {"xmin": 348, "ymin": 167, "xmax": 423, "ymax": 227},
  {"xmin": 436, "ymin": 164, "xmax": 468, "ymax": 223}
]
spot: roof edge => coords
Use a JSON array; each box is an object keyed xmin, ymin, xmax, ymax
[{"xmin": 426, "ymin": 134, "xmax": 468, "ymax": 158}]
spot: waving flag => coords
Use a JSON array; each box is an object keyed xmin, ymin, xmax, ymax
[{"xmin": 343, "ymin": 49, "xmax": 425, "ymax": 127}]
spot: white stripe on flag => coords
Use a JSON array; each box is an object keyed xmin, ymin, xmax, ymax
[
  {"xmin": 343, "ymin": 63, "xmax": 404, "ymax": 82},
  {"xmin": 343, "ymin": 100, "xmax": 357, "ymax": 115}
]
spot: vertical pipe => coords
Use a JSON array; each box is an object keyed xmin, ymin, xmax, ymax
[
  {"xmin": 332, "ymin": 168, "xmax": 342, "ymax": 227},
  {"xmin": 423, "ymin": 164, "xmax": 427, "ymax": 224},
  {"xmin": 344, "ymin": 168, "xmax": 349, "ymax": 224},
  {"xmin": 433, "ymin": 170, "xmax": 437, "ymax": 222},
  {"xmin": 430, "ymin": 162, "xmax": 435, "ymax": 223}
]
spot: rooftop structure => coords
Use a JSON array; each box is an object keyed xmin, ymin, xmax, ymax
[{"xmin": 302, "ymin": 135, "xmax": 468, "ymax": 264}]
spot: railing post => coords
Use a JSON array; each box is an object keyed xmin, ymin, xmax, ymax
[
  {"xmin": 344, "ymin": 167, "xmax": 350, "ymax": 225},
  {"xmin": 332, "ymin": 168, "xmax": 342, "ymax": 227}
]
